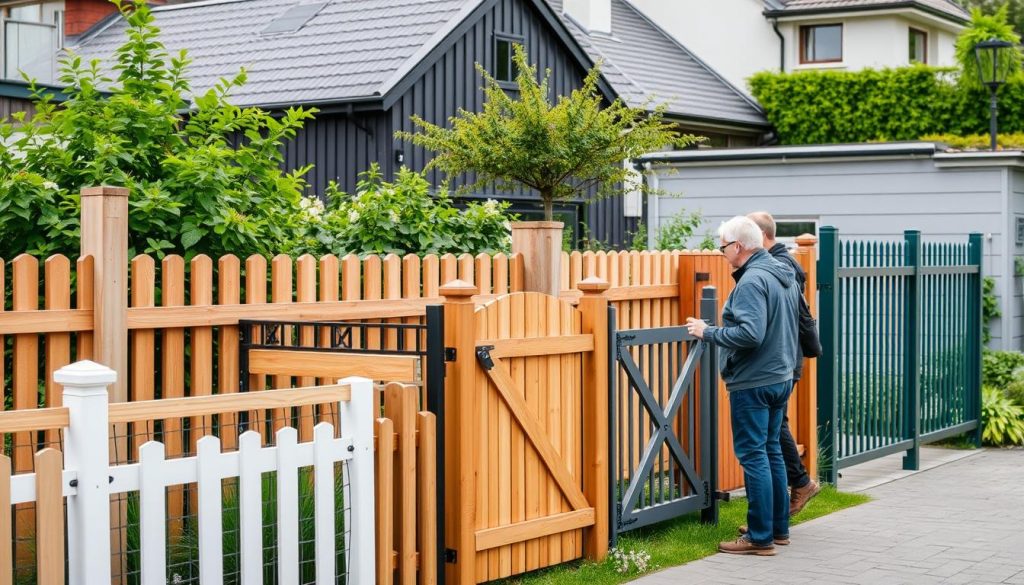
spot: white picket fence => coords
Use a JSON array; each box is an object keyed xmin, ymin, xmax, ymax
[{"xmin": 5, "ymin": 361, "xmax": 376, "ymax": 585}]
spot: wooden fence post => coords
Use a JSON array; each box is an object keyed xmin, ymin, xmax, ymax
[
  {"xmin": 793, "ymin": 234, "xmax": 819, "ymax": 481},
  {"xmin": 441, "ymin": 280, "xmax": 478, "ymax": 585},
  {"xmin": 80, "ymin": 186, "xmax": 129, "ymax": 406},
  {"xmin": 577, "ymin": 277, "xmax": 609, "ymax": 561},
  {"xmin": 56, "ymin": 360, "xmax": 114, "ymax": 585}
]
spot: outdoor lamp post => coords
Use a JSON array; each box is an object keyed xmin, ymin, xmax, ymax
[{"xmin": 973, "ymin": 39, "xmax": 1014, "ymax": 151}]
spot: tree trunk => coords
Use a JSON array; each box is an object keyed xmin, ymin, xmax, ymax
[{"xmin": 541, "ymin": 191, "xmax": 554, "ymax": 221}]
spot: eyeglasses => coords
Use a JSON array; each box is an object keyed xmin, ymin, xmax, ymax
[{"xmin": 718, "ymin": 241, "xmax": 737, "ymax": 253}]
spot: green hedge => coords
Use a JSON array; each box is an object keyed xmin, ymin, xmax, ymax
[{"xmin": 748, "ymin": 66, "xmax": 1024, "ymax": 145}]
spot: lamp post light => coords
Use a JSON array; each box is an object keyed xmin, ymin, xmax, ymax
[{"xmin": 973, "ymin": 39, "xmax": 1014, "ymax": 151}]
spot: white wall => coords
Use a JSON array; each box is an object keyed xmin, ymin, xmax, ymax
[
  {"xmin": 647, "ymin": 154, "xmax": 1016, "ymax": 349},
  {"xmin": 628, "ymin": 0, "xmax": 779, "ymax": 94},
  {"xmin": 628, "ymin": 3, "xmax": 963, "ymax": 95},
  {"xmin": 782, "ymin": 13, "xmax": 962, "ymax": 71}
]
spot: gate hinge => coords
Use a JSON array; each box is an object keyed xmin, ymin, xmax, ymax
[
  {"xmin": 444, "ymin": 347, "xmax": 457, "ymax": 362},
  {"xmin": 445, "ymin": 548, "xmax": 457, "ymax": 564},
  {"xmin": 715, "ymin": 490, "xmax": 732, "ymax": 502},
  {"xmin": 703, "ymin": 481, "xmax": 710, "ymax": 506},
  {"xmin": 476, "ymin": 345, "xmax": 495, "ymax": 370}
]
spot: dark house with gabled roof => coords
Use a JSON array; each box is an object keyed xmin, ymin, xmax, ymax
[{"xmin": 66, "ymin": 0, "xmax": 768, "ymax": 246}]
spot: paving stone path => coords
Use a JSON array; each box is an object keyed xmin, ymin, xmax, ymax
[{"xmin": 630, "ymin": 448, "xmax": 1024, "ymax": 584}]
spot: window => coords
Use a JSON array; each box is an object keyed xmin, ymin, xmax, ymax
[
  {"xmin": 2, "ymin": 2, "xmax": 61, "ymax": 83},
  {"xmin": 909, "ymin": 27, "xmax": 927, "ymax": 64},
  {"xmin": 799, "ymin": 24, "xmax": 842, "ymax": 64},
  {"xmin": 775, "ymin": 219, "xmax": 818, "ymax": 246},
  {"xmin": 493, "ymin": 35, "xmax": 521, "ymax": 83}
]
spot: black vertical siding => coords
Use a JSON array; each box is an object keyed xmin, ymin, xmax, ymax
[
  {"xmin": 282, "ymin": 111, "xmax": 390, "ymax": 198},
  {"xmin": 387, "ymin": 0, "xmax": 630, "ymax": 246}
]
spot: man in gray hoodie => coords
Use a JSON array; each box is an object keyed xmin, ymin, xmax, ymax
[{"xmin": 686, "ymin": 215, "xmax": 801, "ymax": 556}]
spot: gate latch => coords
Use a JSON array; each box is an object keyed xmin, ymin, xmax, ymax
[
  {"xmin": 476, "ymin": 345, "xmax": 495, "ymax": 370},
  {"xmin": 444, "ymin": 548, "xmax": 457, "ymax": 564}
]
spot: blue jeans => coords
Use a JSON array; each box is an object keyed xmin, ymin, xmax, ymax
[{"xmin": 729, "ymin": 380, "xmax": 793, "ymax": 546}]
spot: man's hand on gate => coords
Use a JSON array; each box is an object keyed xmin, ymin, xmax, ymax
[{"xmin": 685, "ymin": 317, "xmax": 707, "ymax": 340}]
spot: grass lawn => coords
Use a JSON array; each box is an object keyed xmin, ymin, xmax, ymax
[{"xmin": 493, "ymin": 485, "xmax": 870, "ymax": 584}]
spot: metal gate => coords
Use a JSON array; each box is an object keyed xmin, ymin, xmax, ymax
[{"xmin": 610, "ymin": 287, "xmax": 719, "ymax": 542}]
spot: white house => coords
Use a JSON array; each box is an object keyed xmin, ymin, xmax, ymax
[{"xmin": 627, "ymin": 0, "xmax": 969, "ymax": 95}]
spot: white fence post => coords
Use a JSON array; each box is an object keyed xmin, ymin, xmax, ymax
[
  {"xmin": 339, "ymin": 376, "xmax": 375, "ymax": 584},
  {"xmin": 55, "ymin": 360, "xmax": 114, "ymax": 585}
]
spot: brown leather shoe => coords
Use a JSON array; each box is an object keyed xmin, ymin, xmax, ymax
[
  {"xmin": 737, "ymin": 524, "xmax": 790, "ymax": 545},
  {"xmin": 790, "ymin": 480, "xmax": 821, "ymax": 516},
  {"xmin": 719, "ymin": 535, "xmax": 776, "ymax": 556}
]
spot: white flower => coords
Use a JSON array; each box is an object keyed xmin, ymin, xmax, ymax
[
  {"xmin": 42, "ymin": 181, "xmax": 58, "ymax": 190},
  {"xmin": 502, "ymin": 221, "xmax": 512, "ymax": 231},
  {"xmin": 484, "ymin": 199, "xmax": 499, "ymax": 213},
  {"xmin": 348, "ymin": 209, "xmax": 360, "ymax": 223},
  {"xmin": 389, "ymin": 210, "xmax": 400, "ymax": 223}
]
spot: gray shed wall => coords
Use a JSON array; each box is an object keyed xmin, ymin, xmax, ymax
[{"xmin": 650, "ymin": 156, "xmax": 1017, "ymax": 350}]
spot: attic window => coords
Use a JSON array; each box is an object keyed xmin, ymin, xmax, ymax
[
  {"xmin": 494, "ymin": 34, "xmax": 522, "ymax": 83},
  {"xmin": 261, "ymin": 2, "xmax": 328, "ymax": 35}
]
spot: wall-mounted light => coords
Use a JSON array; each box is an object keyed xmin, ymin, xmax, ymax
[{"xmin": 395, "ymin": 149, "xmax": 405, "ymax": 166}]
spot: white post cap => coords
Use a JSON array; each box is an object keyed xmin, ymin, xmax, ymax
[{"xmin": 54, "ymin": 360, "xmax": 118, "ymax": 387}]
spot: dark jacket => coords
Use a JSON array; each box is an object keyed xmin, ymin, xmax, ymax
[
  {"xmin": 704, "ymin": 248, "xmax": 801, "ymax": 392},
  {"xmin": 768, "ymin": 242, "xmax": 810, "ymax": 381}
]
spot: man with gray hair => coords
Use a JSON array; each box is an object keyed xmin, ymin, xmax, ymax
[
  {"xmin": 685, "ymin": 215, "xmax": 800, "ymax": 556},
  {"xmin": 746, "ymin": 211, "xmax": 822, "ymax": 517}
]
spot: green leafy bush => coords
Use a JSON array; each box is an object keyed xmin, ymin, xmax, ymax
[
  {"xmin": 306, "ymin": 164, "xmax": 513, "ymax": 257},
  {"xmin": 920, "ymin": 132, "xmax": 1024, "ymax": 149},
  {"xmin": 983, "ymin": 276, "xmax": 1001, "ymax": 345},
  {"xmin": 654, "ymin": 210, "xmax": 704, "ymax": 251},
  {"xmin": 0, "ymin": 0, "xmax": 317, "ymax": 261},
  {"xmin": 981, "ymin": 385, "xmax": 1024, "ymax": 445},
  {"xmin": 981, "ymin": 349, "xmax": 1024, "ymax": 387},
  {"xmin": 1005, "ymin": 378, "xmax": 1024, "ymax": 406}
]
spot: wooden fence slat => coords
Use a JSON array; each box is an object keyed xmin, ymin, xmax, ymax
[
  {"xmin": 384, "ymin": 384, "xmax": 417, "ymax": 585},
  {"xmin": 245, "ymin": 255, "xmax": 268, "ymax": 441},
  {"xmin": 43, "ymin": 256, "xmax": 71, "ymax": 448},
  {"xmin": 131, "ymin": 255, "xmax": 157, "ymax": 458},
  {"xmin": 375, "ymin": 418, "xmax": 395, "ymax": 585},
  {"xmin": 0, "ymin": 259, "xmax": 4, "ymax": 434},
  {"xmin": 218, "ymin": 255, "xmax": 241, "ymax": 450},
  {"xmin": 416, "ymin": 412, "xmax": 437, "ymax": 585},
  {"xmin": 12, "ymin": 254, "xmax": 39, "ymax": 473},
  {"xmin": 161, "ymin": 255, "xmax": 186, "ymax": 536},
  {"xmin": 34, "ymin": 448, "xmax": 63, "ymax": 585},
  {"xmin": 318, "ymin": 255, "xmax": 340, "ymax": 397},
  {"xmin": 190, "ymin": 255, "xmax": 214, "ymax": 449},
  {"xmin": 364, "ymin": 255, "xmax": 383, "ymax": 355},
  {"xmin": 271, "ymin": 255, "xmax": 294, "ymax": 433},
  {"xmin": 0, "ymin": 455, "xmax": 10, "ymax": 585},
  {"xmin": 383, "ymin": 254, "xmax": 402, "ymax": 353},
  {"xmin": 75, "ymin": 256, "xmax": 94, "ymax": 361},
  {"xmin": 296, "ymin": 254, "xmax": 318, "ymax": 441}
]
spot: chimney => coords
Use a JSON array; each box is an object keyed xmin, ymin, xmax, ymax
[
  {"xmin": 563, "ymin": 0, "xmax": 611, "ymax": 35},
  {"xmin": 64, "ymin": 0, "xmax": 166, "ymax": 38}
]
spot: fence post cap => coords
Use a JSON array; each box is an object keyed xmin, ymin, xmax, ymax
[
  {"xmin": 80, "ymin": 186, "xmax": 129, "ymax": 197},
  {"xmin": 577, "ymin": 277, "xmax": 610, "ymax": 294},
  {"xmin": 440, "ymin": 279, "xmax": 478, "ymax": 299},
  {"xmin": 795, "ymin": 234, "xmax": 818, "ymax": 247},
  {"xmin": 53, "ymin": 360, "xmax": 117, "ymax": 387}
]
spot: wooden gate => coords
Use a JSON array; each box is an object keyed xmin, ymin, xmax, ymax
[{"xmin": 442, "ymin": 283, "xmax": 610, "ymax": 584}]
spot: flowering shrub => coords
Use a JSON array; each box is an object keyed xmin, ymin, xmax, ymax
[
  {"xmin": 304, "ymin": 164, "xmax": 514, "ymax": 256},
  {"xmin": 607, "ymin": 547, "xmax": 654, "ymax": 575}
]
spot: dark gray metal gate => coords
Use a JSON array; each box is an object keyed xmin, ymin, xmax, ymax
[{"xmin": 610, "ymin": 287, "xmax": 719, "ymax": 543}]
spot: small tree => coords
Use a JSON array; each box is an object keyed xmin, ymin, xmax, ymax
[
  {"xmin": 955, "ymin": 5, "xmax": 1022, "ymax": 86},
  {"xmin": 397, "ymin": 45, "xmax": 697, "ymax": 221}
]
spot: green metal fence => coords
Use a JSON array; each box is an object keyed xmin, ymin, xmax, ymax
[{"xmin": 817, "ymin": 228, "xmax": 983, "ymax": 484}]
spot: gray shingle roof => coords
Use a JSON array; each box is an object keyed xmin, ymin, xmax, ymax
[
  {"xmin": 767, "ymin": 0, "xmax": 969, "ymax": 23},
  {"xmin": 73, "ymin": 0, "xmax": 476, "ymax": 108},
  {"xmin": 549, "ymin": 0, "xmax": 768, "ymax": 128},
  {"xmin": 72, "ymin": 0, "xmax": 767, "ymax": 128}
]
